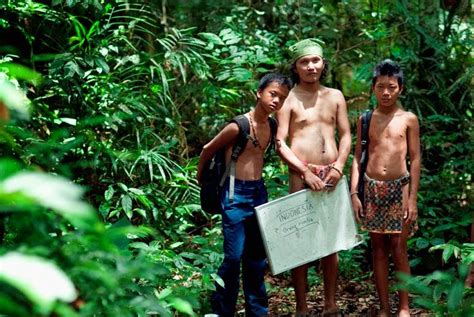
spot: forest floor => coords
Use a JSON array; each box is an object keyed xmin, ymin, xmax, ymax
[{"xmin": 235, "ymin": 270, "xmax": 432, "ymax": 316}]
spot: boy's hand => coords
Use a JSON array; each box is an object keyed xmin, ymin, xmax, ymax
[
  {"xmin": 323, "ymin": 167, "xmax": 343, "ymax": 191},
  {"xmin": 351, "ymin": 195, "xmax": 364, "ymax": 223},
  {"xmin": 404, "ymin": 199, "xmax": 418, "ymax": 223},
  {"xmin": 301, "ymin": 169, "xmax": 326, "ymax": 191}
]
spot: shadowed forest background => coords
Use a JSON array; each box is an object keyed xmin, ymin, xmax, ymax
[{"xmin": 0, "ymin": 0, "xmax": 472, "ymax": 315}]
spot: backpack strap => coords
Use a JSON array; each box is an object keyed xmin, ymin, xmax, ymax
[
  {"xmin": 219, "ymin": 115, "xmax": 250, "ymax": 201},
  {"xmin": 268, "ymin": 116, "xmax": 278, "ymax": 152},
  {"xmin": 359, "ymin": 110, "xmax": 373, "ymax": 174}
]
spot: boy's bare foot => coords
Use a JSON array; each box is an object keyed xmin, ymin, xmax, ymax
[{"xmin": 398, "ymin": 308, "xmax": 410, "ymax": 317}]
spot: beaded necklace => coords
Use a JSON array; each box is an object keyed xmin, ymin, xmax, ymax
[{"xmin": 248, "ymin": 112, "xmax": 265, "ymax": 150}]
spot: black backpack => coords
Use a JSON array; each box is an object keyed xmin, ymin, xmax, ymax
[
  {"xmin": 357, "ymin": 110, "xmax": 373, "ymax": 206},
  {"xmin": 200, "ymin": 115, "xmax": 277, "ymax": 214}
]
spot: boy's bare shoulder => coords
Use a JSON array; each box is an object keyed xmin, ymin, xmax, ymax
[
  {"xmin": 283, "ymin": 89, "xmax": 300, "ymax": 109},
  {"xmin": 321, "ymin": 86, "xmax": 343, "ymax": 97},
  {"xmin": 321, "ymin": 86, "xmax": 345, "ymax": 105},
  {"xmin": 400, "ymin": 109, "xmax": 419, "ymax": 124}
]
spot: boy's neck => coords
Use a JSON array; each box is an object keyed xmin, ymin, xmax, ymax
[
  {"xmin": 296, "ymin": 80, "xmax": 321, "ymax": 92},
  {"xmin": 252, "ymin": 104, "xmax": 269, "ymax": 123},
  {"xmin": 376, "ymin": 104, "xmax": 400, "ymax": 115}
]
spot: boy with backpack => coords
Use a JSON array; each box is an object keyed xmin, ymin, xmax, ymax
[
  {"xmin": 197, "ymin": 73, "xmax": 292, "ymax": 316},
  {"xmin": 350, "ymin": 59, "xmax": 420, "ymax": 317}
]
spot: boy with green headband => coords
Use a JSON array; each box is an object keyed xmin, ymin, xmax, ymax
[{"xmin": 276, "ymin": 39, "xmax": 351, "ymax": 315}]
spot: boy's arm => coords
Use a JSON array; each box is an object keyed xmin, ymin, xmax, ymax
[
  {"xmin": 275, "ymin": 102, "xmax": 325, "ymax": 191},
  {"xmin": 406, "ymin": 113, "xmax": 421, "ymax": 222},
  {"xmin": 324, "ymin": 91, "xmax": 351, "ymax": 185},
  {"xmin": 350, "ymin": 115, "xmax": 363, "ymax": 222},
  {"xmin": 196, "ymin": 122, "xmax": 239, "ymax": 184}
]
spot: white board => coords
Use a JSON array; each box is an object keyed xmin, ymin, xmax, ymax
[{"xmin": 255, "ymin": 176, "xmax": 362, "ymax": 275}]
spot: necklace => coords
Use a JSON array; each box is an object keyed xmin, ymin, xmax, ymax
[{"xmin": 248, "ymin": 112, "xmax": 264, "ymax": 150}]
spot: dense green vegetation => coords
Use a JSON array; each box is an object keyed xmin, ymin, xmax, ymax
[{"xmin": 0, "ymin": 0, "xmax": 472, "ymax": 315}]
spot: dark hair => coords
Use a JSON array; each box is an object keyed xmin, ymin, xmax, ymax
[
  {"xmin": 290, "ymin": 59, "xmax": 329, "ymax": 85},
  {"xmin": 258, "ymin": 72, "xmax": 293, "ymax": 91},
  {"xmin": 372, "ymin": 59, "xmax": 404, "ymax": 87}
]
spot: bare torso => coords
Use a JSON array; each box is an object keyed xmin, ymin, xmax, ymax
[
  {"xmin": 283, "ymin": 85, "xmax": 345, "ymax": 191},
  {"xmin": 287, "ymin": 86, "xmax": 340, "ymax": 164},
  {"xmin": 366, "ymin": 108, "xmax": 413, "ymax": 180},
  {"xmin": 225, "ymin": 114, "xmax": 270, "ymax": 180}
]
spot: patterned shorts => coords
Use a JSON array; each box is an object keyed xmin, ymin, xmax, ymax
[{"xmin": 361, "ymin": 173, "xmax": 418, "ymax": 236}]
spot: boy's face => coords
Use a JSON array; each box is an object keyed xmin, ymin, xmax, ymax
[
  {"xmin": 295, "ymin": 54, "xmax": 324, "ymax": 83},
  {"xmin": 373, "ymin": 75, "xmax": 403, "ymax": 108},
  {"xmin": 257, "ymin": 82, "xmax": 290, "ymax": 113}
]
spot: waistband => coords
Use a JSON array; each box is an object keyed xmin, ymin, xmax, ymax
[
  {"xmin": 225, "ymin": 177, "xmax": 265, "ymax": 186},
  {"xmin": 301, "ymin": 160, "xmax": 336, "ymax": 168},
  {"xmin": 364, "ymin": 172, "xmax": 410, "ymax": 185}
]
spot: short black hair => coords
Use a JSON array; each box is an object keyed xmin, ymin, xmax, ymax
[
  {"xmin": 290, "ymin": 59, "xmax": 329, "ymax": 85},
  {"xmin": 372, "ymin": 59, "xmax": 404, "ymax": 87},
  {"xmin": 258, "ymin": 72, "xmax": 293, "ymax": 91}
]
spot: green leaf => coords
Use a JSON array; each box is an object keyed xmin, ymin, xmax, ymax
[
  {"xmin": 155, "ymin": 287, "xmax": 172, "ymax": 300},
  {"xmin": 121, "ymin": 195, "xmax": 133, "ymax": 219},
  {"xmin": 458, "ymin": 263, "xmax": 470, "ymax": 280},
  {"xmin": 0, "ymin": 294, "xmax": 30, "ymax": 317},
  {"xmin": 442, "ymin": 245, "xmax": 457, "ymax": 263},
  {"xmin": 413, "ymin": 297, "xmax": 439, "ymax": 310},
  {"xmin": 431, "ymin": 270, "xmax": 454, "ymax": 283},
  {"xmin": 117, "ymin": 182, "xmax": 128, "ymax": 192},
  {"xmin": 211, "ymin": 273, "xmax": 225, "ymax": 288},
  {"xmin": 135, "ymin": 208, "xmax": 147, "ymax": 219},
  {"xmin": 198, "ymin": 32, "xmax": 225, "ymax": 45},
  {"xmin": 416, "ymin": 237, "xmax": 430, "ymax": 249},
  {"xmin": 128, "ymin": 188, "xmax": 145, "ymax": 195},
  {"xmin": 0, "ymin": 62, "xmax": 42, "ymax": 84},
  {"xmin": 231, "ymin": 67, "xmax": 252, "ymax": 82},
  {"xmin": 433, "ymin": 284, "xmax": 444, "ymax": 302},
  {"xmin": 0, "ymin": 159, "xmax": 22, "ymax": 181},
  {"xmin": 170, "ymin": 241, "xmax": 183, "ymax": 249},
  {"xmin": 0, "ymin": 252, "xmax": 77, "ymax": 315},
  {"xmin": 169, "ymin": 297, "xmax": 195, "ymax": 316},
  {"xmin": 105, "ymin": 186, "xmax": 114, "ymax": 201},
  {"xmin": 54, "ymin": 117, "xmax": 77, "ymax": 126},
  {"xmin": 447, "ymin": 281, "xmax": 464, "ymax": 312},
  {"xmin": 0, "ymin": 80, "xmax": 30, "ymax": 119},
  {"xmin": 0, "ymin": 172, "xmax": 96, "ymax": 227},
  {"xmin": 95, "ymin": 57, "xmax": 109, "ymax": 74}
]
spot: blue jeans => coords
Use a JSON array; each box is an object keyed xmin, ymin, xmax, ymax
[{"xmin": 211, "ymin": 178, "xmax": 269, "ymax": 317}]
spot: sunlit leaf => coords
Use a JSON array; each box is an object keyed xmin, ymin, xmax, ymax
[
  {"xmin": 211, "ymin": 273, "xmax": 225, "ymax": 288},
  {"xmin": 199, "ymin": 32, "xmax": 225, "ymax": 45},
  {"xmin": 121, "ymin": 195, "xmax": 132, "ymax": 219},
  {"xmin": 0, "ymin": 62, "xmax": 42, "ymax": 84},
  {"xmin": 0, "ymin": 172, "xmax": 96, "ymax": 227},
  {"xmin": 0, "ymin": 79, "xmax": 30, "ymax": 119},
  {"xmin": 0, "ymin": 252, "xmax": 77, "ymax": 314},
  {"xmin": 169, "ymin": 297, "xmax": 195, "ymax": 316}
]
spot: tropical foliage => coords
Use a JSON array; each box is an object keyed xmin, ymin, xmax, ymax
[{"xmin": 0, "ymin": 0, "xmax": 472, "ymax": 315}]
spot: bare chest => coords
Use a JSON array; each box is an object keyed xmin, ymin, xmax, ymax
[
  {"xmin": 370, "ymin": 117, "xmax": 407, "ymax": 145},
  {"xmin": 291, "ymin": 98, "xmax": 337, "ymax": 126}
]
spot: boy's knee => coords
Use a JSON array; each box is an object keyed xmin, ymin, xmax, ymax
[{"xmin": 222, "ymin": 256, "xmax": 241, "ymax": 268}]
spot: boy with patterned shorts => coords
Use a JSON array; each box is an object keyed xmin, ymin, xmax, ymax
[{"xmin": 350, "ymin": 60, "xmax": 421, "ymax": 317}]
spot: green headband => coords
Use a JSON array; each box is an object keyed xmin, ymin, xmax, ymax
[{"xmin": 289, "ymin": 39, "xmax": 324, "ymax": 63}]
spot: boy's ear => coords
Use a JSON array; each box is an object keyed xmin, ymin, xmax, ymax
[
  {"xmin": 256, "ymin": 89, "xmax": 262, "ymax": 99},
  {"xmin": 399, "ymin": 85, "xmax": 404, "ymax": 94}
]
